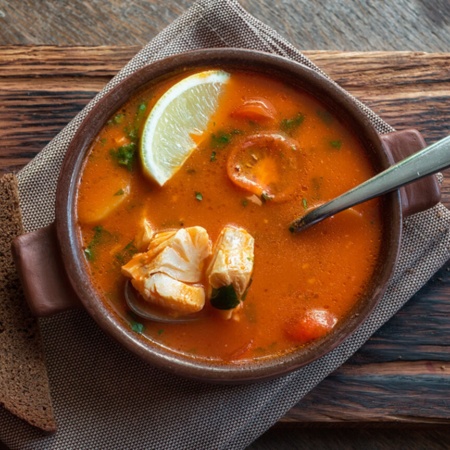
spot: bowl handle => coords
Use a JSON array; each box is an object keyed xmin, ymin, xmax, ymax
[
  {"xmin": 380, "ymin": 128, "xmax": 441, "ymax": 217},
  {"xmin": 12, "ymin": 222, "xmax": 82, "ymax": 316}
]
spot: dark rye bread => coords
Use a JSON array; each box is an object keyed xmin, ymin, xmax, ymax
[{"xmin": 0, "ymin": 173, "xmax": 56, "ymax": 432}]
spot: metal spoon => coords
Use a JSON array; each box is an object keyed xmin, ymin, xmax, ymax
[
  {"xmin": 125, "ymin": 280, "xmax": 202, "ymax": 323},
  {"xmin": 290, "ymin": 135, "xmax": 450, "ymax": 233}
]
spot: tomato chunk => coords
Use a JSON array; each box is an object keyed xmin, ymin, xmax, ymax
[
  {"xmin": 285, "ymin": 309, "xmax": 338, "ymax": 344},
  {"xmin": 226, "ymin": 132, "xmax": 301, "ymax": 202}
]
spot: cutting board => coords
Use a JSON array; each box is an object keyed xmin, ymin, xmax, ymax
[{"xmin": 1, "ymin": 46, "xmax": 449, "ymax": 425}]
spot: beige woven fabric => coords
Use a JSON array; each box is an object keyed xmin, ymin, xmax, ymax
[{"xmin": 1, "ymin": 0, "xmax": 450, "ymax": 448}]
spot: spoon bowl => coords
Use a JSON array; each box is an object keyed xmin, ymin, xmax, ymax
[{"xmin": 124, "ymin": 280, "xmax": 202, "ymax": 323}]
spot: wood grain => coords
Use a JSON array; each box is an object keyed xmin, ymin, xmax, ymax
[
  {"xmin": 0, "ymin": 0, "xmax": 449, "ymax": 52},
  {"xmin": 0, "ymin": 46, "xmax": 450, "ymax": 433}
]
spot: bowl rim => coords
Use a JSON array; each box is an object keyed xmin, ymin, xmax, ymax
[{"xmin": 56, "ymin": 48, "xmax": 401, "ymax": 383}]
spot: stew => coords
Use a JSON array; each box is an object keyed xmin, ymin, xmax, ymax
[{"xmin": 76, "ymin": 69, "xmax": 383, "ymax": 363}]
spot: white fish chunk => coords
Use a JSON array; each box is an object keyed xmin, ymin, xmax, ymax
[
  {"xmin": 134, "ymin": 218, "xmax": 154, "ymax": 250},
  {"xmin": 122, "ymin": 226, "xmax": 211, "ymax": 283},
  {"xmin": 132, "ymin": 272, "xmax": 205, "ymax": 314},
  {"xmin": 207, "ymin": 225, "xmax": 254, "ymax": 319},
  {"xmin": 122, "ymin": 226, "xmax": 211, "ymax": 313}
]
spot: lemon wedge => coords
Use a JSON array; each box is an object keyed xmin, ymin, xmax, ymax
[{"xmin": 140, "ymin": 70, "xmax": 230, "ymax": 186}]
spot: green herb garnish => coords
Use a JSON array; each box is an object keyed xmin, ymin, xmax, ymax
[
  {"xmin": 137, "ymin": 102, "xmax": 147, "ymax": 113},
  {"xmin": 210, "ymin": 151, "xmax": 217, "ymax": 162},
  {"xmin": 195, "ymin": 192, "xmax": 203, "ymax": 201},
  {"xmin": 302, "ymin": 197, "xmax": 308, "ymax": 209},
  {"xmin": 110, "ymin": 142, "xmax": 137, "ymax": 171},
  {"xmin": 114, "ymin": 188, "xmax": 125, "ymax": 196},
  {"xmin": 210, "ymin": 285, "xmax": 240, "ymax": 310},
  {"xmin": 111, "ymin": 113, "xmax": 125, "ymax": 124},
  {"xmin": 131, "ymin": 321, "xmax": 144, "ymax": 334},
  {"xmin": 280, "ymin": 113, "xmax": 305, "ymax": 134},
  {"xmin": 126, "ymin": 127, "xmax": 139, "ymax": 141},
  {"xmin": 211, "ymin": 132, "xmax": 231, "ymax": 148},
  {"xmin": 210, "ymin": 129, "xmax": 242, "ymax": 149},
  {"xmin": 84, "ymin": 225, "xmax": 109, "ymax": 262}
]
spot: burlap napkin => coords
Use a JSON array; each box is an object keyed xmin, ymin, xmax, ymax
[{"xmin": 1, "ymin": 0, "xmax": 450, "ymax": 448}]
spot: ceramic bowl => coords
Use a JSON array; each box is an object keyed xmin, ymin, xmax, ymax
[{"xmin": 13, "ymin": 49, "xmax": 440, "ymax": 383}]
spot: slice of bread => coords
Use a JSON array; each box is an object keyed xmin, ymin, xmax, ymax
[{"xmin": 0, "ymin": 173, "xmax": 56, "ymax": 432}]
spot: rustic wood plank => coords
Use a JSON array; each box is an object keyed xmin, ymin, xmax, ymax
[
  {"xmin": 0, "ymin": 46, "xmax": 450, "ymax": 428},
  {"xmin": 0, "ymin": 0, "xmax": 449, "ymax": 53}
]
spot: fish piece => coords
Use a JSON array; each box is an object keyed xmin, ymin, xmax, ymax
[
  {"xmin": 131, "ymin": 273, "xmax": 205, "ymax": 314},
  {"xmin": 122, "ymin": 226, "xmax": 211, "ymax": 283},
  {"xmin": 122, "ymin": 226, "xmax": 211, "ymax": 314},
  {"xmin": 134, "ymin": 219, "xmax": 154, "ymax": 250},
  {"xmin": 207, "ymin": 225, "xmax": 254, "ymax": 319}
]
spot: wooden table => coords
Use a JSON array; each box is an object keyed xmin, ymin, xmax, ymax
[
  {"xmin": 1, "ymin": 45, "xmax": 450, "ymax": 448},
  {"xmin": 1, "ymin": 1, "xmax": 450, "ymax": 448}
]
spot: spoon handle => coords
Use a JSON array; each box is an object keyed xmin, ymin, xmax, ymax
[{"xmin": 290, "ymin": 135, "xmax": 450, "ymax": 233}]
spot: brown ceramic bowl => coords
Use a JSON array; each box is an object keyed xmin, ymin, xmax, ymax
[{"xmin": 13, "ymin": 49, "xmax": 440, "ymax": 383}]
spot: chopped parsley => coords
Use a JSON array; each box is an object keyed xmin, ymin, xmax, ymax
[
  {"xmin": 131, "ymin": 321, "xmax": 144, "ymax": 334},
  {"xmin": 280, "ymin": 113, "xmax": 305, "ymax": 134},
  {"xmin": 211, "ymin": 132, "xmax": 231, "ymax": 148},
  {"xmin": 195, "ymin": 192, "xmax": 203, "ymax": 201},
  {"xmin": 114, "ymin": 188, "xmax": 125, "ymax": 196},
  {"xmin": 110, "ymin": 142, "xmax": 137, "ymax": 171},
  {"xmin": 137, "ymin": 102, "xmax": 147, "ymax": 113},
  {"xmin": 125, "ymin": 126, "xmax": 139, "ymax": 141},
  {"xmin": 210, "ymin": 151, "xmax": 217, "ymax": 162},
  {"xmin": 302, "ymin": 197, "xmax": 308, "ymax": 209},
  {"xmin": 110, "ymin": 113, "xmax": 125, "ymax": 124},
  {"xmin": 84, "ymin": 225, "xmax": 109, "ymax": 262},
  {"xmin": 210, "ymin": 129, "xmax": 242, "ymax": 149}
]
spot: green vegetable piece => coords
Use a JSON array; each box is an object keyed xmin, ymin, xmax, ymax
[
  {"xmin": 280, "ymin": 113, "xmax": 305, "ymax": 134},
  {"xmin": 110, "ymin": 142, "xmax": 137, "ymax": 171},
  {"xmin": 195, "ymin": 192, "xmax": 203, "ymax": 201},
  {"xmin": 210, "ymin": 285, "xmax": 240, "ymax": 310},
  {"xmin": 302, "ymin": 197, "xmax": 308, "ymax": 209}
]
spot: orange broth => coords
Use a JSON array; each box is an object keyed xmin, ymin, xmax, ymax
[{"xmin": 76, "ymin": 70, "xmax": 383, "ymax": 363}]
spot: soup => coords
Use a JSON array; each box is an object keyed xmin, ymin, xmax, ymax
[{"xmin": 76, "ymin": 69, "xmax": 383, "ymax": 364}]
